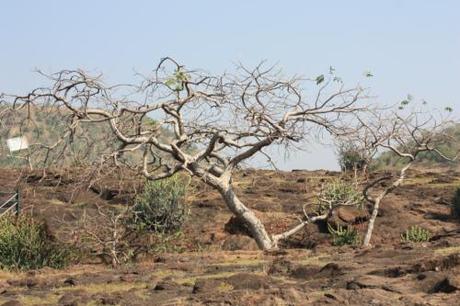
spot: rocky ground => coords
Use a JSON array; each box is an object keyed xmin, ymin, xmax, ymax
[{"xmin": 0, "ymin": 167, "xmax": 459, "ymax": 305}]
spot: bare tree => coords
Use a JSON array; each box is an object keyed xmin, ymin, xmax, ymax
[
  {"xmin": 2, "ymin": 58, "xmax": 369, "ymax": 250},
  {"xmin": 72, "ymin": 204, "xmax": 140, "ymax": 267},
  {"xmin": 341, "ymin": 105, "xmax": 457, "ymax": 247}
]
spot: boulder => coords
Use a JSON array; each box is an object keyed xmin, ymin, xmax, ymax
[
  {"xmin": 224, "ymin": 216, "xmax": 252, "ymax": 236},
  {"xmin": 328, "ymin": 206, "xmax": 368, "ymax": 227},
  {"xmin": 430, "ymin": 275, "xmax": 460, "ymax": 294}
]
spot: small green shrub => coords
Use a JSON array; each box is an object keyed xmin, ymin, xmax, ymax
[
  {"xmin": 133, "ymin": 175, "xmax": 189, "ymax": 233},
  {"xmin": 328, "ymin": 223, "xmax": 360, "ymax": 246},
  {"xmin": 337, "ymin": 142, "xmax": 368, "ymax": 172},
  {"xmin": 401, "ymin": 225, "xmax": 432, "ymax": 243},
  {"xmin": 0, "ymin": 214, "xmax": 74, "ymax": 270},
  {"xmin": 452, "ymin": 188, "xmax": 460, "ymax": 218},
  {"xmin": 316, "ymin": 179, "xmax": 364, "ymax": 214}
]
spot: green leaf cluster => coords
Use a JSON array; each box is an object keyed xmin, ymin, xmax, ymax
[
  {"xmin": 316, "ymin": 179, "xmax": 364, "ymax": 214},
  {"xmin": 165, "ymin": 69, "xmax": 189, "ymax": 92},
  {"xmin": 327, "ymin": 223, "xmax": 360, "ymax": 246},
  {"xmin": 400, "ymin": 225, "xmax": 431, "ymax": 243},
  {"xmin": 132, "ymin": 175, "xmax": 190, "ymax": 234}
]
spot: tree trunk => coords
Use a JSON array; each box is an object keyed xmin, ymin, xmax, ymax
[
  {"xmin": 218, "ymin": 185, "xmax": 275, "ymax": 250},
  {"xmin": 362, "ymin": 198, "xmax": 381, "ymax": 247},
  {"xmin": 362, "ymin": 163, "xmax": 412, "ymax": 247}
]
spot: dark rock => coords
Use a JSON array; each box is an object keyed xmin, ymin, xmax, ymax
[
  {"xmin": 327, "ymin": 207, "xmax": 368, "ymax": 228},
  {"xmin": 153, "ymin": 256, "xmax": 166, "ymax": 263},
  {"xmin": 153, "ymin": 280, "xmax": 180, "ymax": 291},
  {"xmin": 346, "ymin": 275, "xmax": 398, "ymax": 292},
  {"xmin": 89, "ymin": 185, "xmax": 119, "ymax": 200},
  {"xmin": 346, "ymin": 281, "xmax": 361, "ymax": 290},
  {"xmin": 416, "ymin": 274, "xmax": 427, "ymax": 280},
  {"xmin": 224, "ymin": 216, "xmax": 252, "ymax": 237},
  {"xmin": 197, "ymin": 201, "xmax": 214, "ymax": 208},
  {"xmin": 337, "ymin": 207, "xmax": 368, "ymax": 224},
  {"xmin": 324, "ymin": 293, "xmax": 337, "ymax": 300},
  {"xmin": 429, "ymin": 277, "xmax": 459, "ymax": 293},
  {"xmin": 279, "ymin": 188, "xmax": 296, "ymax": 193},
  {"xmin": 383, "ymin": 267, "xmax": 406, "ymax": 278},
  {"xmin": 318, "ymin": 263, "xmax": 342, "ymax": 277},
  {"xmin": 25, "ymin": 278, "xmax": 37, "ymax": 288},
  {"xmin": 63, "ymin": 277, "xmax": 77, "ymax": 286},
  {"xmin": 1, "ymin": 301, "xmax": 22, "ymax": 306}
]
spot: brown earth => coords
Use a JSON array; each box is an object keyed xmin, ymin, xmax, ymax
[{"xmin": 0, "ymin": 167, "xmax": 459, "ymax": 305}]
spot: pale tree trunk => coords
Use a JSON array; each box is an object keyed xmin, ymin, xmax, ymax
[
  {"xmin": 197, "ymin": 165, "xmax": 322, "ymax": 250},
  {"xmin": 218, "ymin": 184, "xmax": 275, "ymax": 250},
  {"xmin": 216, "ymin": 182, "xmax": 329, "ymax": 250},
  {"xmin": 362, "ymin": 162, "xmax": 412, "ymax": 247},
  {"xmin": 190, "ymin": 164, "xmax": 277, "ymax": 250},
  {"xmin": 362, "ymin": 196, "xmax": 383, "ymax": 247}
]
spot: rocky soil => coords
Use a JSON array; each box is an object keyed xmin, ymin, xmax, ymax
[{"xmin": 0, "ymin": 167, "xmax": 459, "ymax": 305}]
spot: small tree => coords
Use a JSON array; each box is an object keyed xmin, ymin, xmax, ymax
[
  {"xmin": 339, "ymin": 102, "xmax": 457, "ymax": 247},
  {"xmin": 74, "ymin": 204, "xmax": 141, "ymax": 267},
  {"xmin": 336, "ymin": 141, "xmax": 370, "ymax": 174},
  {"xmin": 3, "ymin": 59, "xmax": 372, "ymax": 250}
]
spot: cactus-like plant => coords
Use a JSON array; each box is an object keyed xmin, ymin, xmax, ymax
[
  {"xmin": 327, "ymin": 223, "xmax": 360, "ymax": 246},
  {"xmin": 316, "ymin": 179, "xmax": 364, "ymax": 214},
  {"xmin": 400, "ymin": 225, "xmax": 432, "ymax": 243}
]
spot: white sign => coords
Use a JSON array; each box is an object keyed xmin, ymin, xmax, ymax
[{"xmin": 6, "ymin": 136, "xmax": 29, "ymax": 152}]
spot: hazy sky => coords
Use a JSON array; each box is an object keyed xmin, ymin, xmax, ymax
[{"xmin": 1, "ymin": 1, "xmax": 459, "ymax": 170}]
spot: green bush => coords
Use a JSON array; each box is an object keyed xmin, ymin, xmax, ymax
[
  {"xmin": 133, "ymin": 175, "xmax": 189, "ymax": 233},
  {"xmin": 452, "ymin": 188, "xmax": 460, "ymax": 218},
  {"xmin": 316, "ymin": 179, "xmax": 364, "ymax": 214},
  {"xmin": 327, "ymin": 223, "xmax": 360, "ymax": 246},
  {"xmin": 0, "ymin": 214, "xmax": 74, "ymax": 270},
  {"xmin": 400, "ymin": 225, "xmax": 432, "ymax": 243},
  {"xmin": 337, "ymin": 143, "xmax": 368, "ymax": 172}
]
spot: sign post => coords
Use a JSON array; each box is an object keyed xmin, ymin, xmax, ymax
[{"xmin": 6, "ymin": 136, "xmax": 29, "ymax": 153}]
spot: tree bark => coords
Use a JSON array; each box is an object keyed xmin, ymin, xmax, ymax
[
  {"xmin": 218, "ymin": 184, "xmax": 275, "ymax": 250},
  {"xmin": 362, "ymin": 197, "xmax": 381, "ymax": 247},
  {"xmin": 362, "ymin": 162, "xmax": 412, "ymax": 247}
]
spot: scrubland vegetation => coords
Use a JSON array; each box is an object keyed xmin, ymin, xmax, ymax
[{"xmin": 0, "ymin": 59, "xmax": 459, "ymax": 305}]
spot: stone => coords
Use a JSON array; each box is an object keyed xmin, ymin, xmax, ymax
[{"xmin": 1, "ymin": 301, "xmax": 22, "ymax": 306}]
